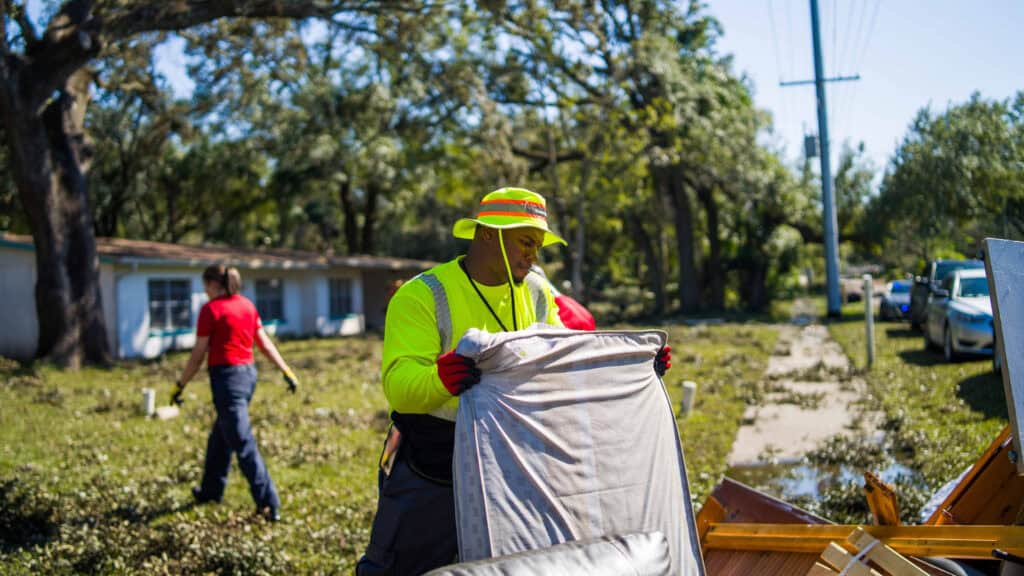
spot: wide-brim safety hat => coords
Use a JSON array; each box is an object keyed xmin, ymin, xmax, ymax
[{"xmin": 452, "ymin": 187, "xmax": 567, "ymax": 247}]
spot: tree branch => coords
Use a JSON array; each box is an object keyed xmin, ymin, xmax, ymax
[
  {"xmin": 102, "ymin": 0, "xmax": 415, "ymax": 38},
  {"xmin": 512, "ymin": 145, "xmax": 585, "ymax": 166},
  {"xmin": 25, "ymin": 0, "xmax": 419, "ymax": 111},
  {"xmin": 1, "ymin": 1, "xmax": 9, "ymax": 56},
  {"xmin": 12, "ymin": 1, "xmax": 39, "ymax": 48}
]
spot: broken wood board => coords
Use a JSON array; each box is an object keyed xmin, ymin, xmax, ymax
[
  {"xmin": 702, "ymin": 523, "xmax": 1024, "ymax": 559},
  {"xmin": 864, "ymin": 471, "xmax": 901, "ymax": 526}
]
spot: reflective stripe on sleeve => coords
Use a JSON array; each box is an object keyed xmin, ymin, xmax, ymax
[
  {"xmin": 419, "ymin": 273, "xmax": 452, "ymax": 354},
  {"xmin": 524, "ymin": 272, "xmax": 548, "ymax": 324}
]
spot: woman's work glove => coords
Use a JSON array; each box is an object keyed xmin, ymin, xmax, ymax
[
  {"xmin": 655, "ymin": 346, "xmax": 672, "ymax": 377},
  {"xmin": 170, "ymin": 381, "xmax": 186, "ymax": 406},
  {"xmin": 282, "ymin": 369, "xmax": 299, "ymax": 394},
  {"xmin": 437, "ymin": 351, "xmax": 481, "ymax": 396}
]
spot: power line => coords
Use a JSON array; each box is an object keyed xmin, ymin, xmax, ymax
[
  {"xmin": 837, "ymin": 0, "xmax": 861, "ymax": 74},
  {"xmin": 840, "ymin": 0, "xmax": 881, "ymax": 154},
  {"xmin": 785, "ymin": 0, "xmax": 798, "ymax": 81},
  {"xmin": 855, "ymin": 0, "xmax": 882, "ymax": 73},
  {"xmin": 768, "ymin": 0, "xmax": 785, "ymax": 82},
  {"xmin": 831, "ymin": 0, "xmax": 839, "ymax": 79},
  {"xmin": 767, "ymin": 0, "xmax": 793, "ymax": 137},
  {"xmin": 832, "ymin": 0, "xmax": 862, "ymax": 142}
]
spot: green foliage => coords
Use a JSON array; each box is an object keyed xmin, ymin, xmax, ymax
[
  {"xmin": 863, "ymin": 92, "xmax": 1024, "ymax": 269},
  {"xmin": 4, "ymin": 0, "xmax": 820, "ymax": 317},
  {"xmin": 0, "ymin": 126, "xmax": 27, "ymax": 233},
  {"xmin": 0, "ymin": 324, "xmax": 776, "ymax": 572},
  {"xmin": 0, "ymin": 338, "xmax": 385, "ymax": 573},
  {"xmin": 827, "ymin": 302, "xmax": 1006, "ymax": 519},
  {"xmin": 666, "ymin": 323, "xmax": 780, "ymax": 502}
]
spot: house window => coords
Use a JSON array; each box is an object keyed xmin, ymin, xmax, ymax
[
  {"xmin": 149, "ymin": 279, "xmax": 192, "ymax": 331},
  {"xmin": 255, "ymin": 278, "xmax": 285, "ymax": 322},
  {"xmin": 330, "ymin": 277, "xmax": 353, "ymax": 318}
]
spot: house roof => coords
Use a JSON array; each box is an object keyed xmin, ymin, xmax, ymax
[{"xmin": 0, "ymin": 233, "xmax": 435, "ymax": 272}]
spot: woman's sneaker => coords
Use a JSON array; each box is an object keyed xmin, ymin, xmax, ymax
[
  {"xmin": 191, "ymin": 486, "xmax": 221, "ymax": 504},
  {"xmin": 258, "ymin": 505, "xmax": 281, "ymax": 523}
]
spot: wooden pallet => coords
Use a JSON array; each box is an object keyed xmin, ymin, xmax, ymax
[{"xmin": 810, "ymin": 528, "xmax": 927, "ymax": 575}]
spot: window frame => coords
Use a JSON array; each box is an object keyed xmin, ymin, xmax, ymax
[
  {"xmin": 329, "ymin": 277, "xmax": 354, "ymax": 320},
  {"xmin": 254, "ymin": 278, "xmax": 286, "ymax": 323},
  {"xmin": 148, "ymin": 278, "xmax": 192, "ymax": 334}
]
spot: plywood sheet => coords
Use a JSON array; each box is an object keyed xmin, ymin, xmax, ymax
[
  {"xmin": 704, "ymin": 550, "xmax": 819, "ymax": 576},
  {"xmin": 984, "ymin": 238, "xmax": 1024, "ymax": 475},
  {"xmin": 926, "ymin": 425, "xmax": 1024, "ymax": 525}
]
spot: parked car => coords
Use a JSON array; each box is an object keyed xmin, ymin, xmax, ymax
[
  {"xmin": 840, "ymin": 277, "xmax": 863, "ymax": 303},
  {"xmin": 923, "ymin": 268, "xmax": 994, "ymax": 362},
  {"xmin": 879, "ymin": 280, "xmax": 912, "ymax": 320},
  {"xmin": 909, "ymin": 259, "xmax": 984, "ymax": 330}
]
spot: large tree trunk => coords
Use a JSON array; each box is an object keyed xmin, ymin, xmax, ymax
[
  {"xmin": 164, "ymin": 177, "xmax": 181, "ymax": 242},
  {"xmin": 570, "ymin": 159, "xmax": 592, "ymax": 302},
  {"xmin": 630, "ymin": 211, "xmax": 665, "ymax": 315},
  {"xmin": 338, "ymin": 178, "xmax": 359, "ymax": 254},
  {"xmin": 1, "ymin": 70, "xmax": 110, "ymax": 367},
  {"xmin": 361, "ymin": 180, "xmax": 379, "ymax": 254},
  {"xmin": 696, "ymin": 184, "xmax": 724, "ymax": 311},
  {"xmin": 740, "ymin": 256, "xmax": 770, "ymax": 312},
  {"xmin": 661, "ymin": 166, "xmax": 700, "ymax": 314}
]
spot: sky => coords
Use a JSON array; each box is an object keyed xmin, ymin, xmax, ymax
[{"xmin": 707, "ymin": 0, "xmax": 1024, "ymax": 181}]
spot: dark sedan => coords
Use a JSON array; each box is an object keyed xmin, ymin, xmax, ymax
[{"xmin": 880, "ymin": 280, "xmax": 911, "ymax": 320}]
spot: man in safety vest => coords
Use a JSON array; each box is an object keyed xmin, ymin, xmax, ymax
[{"xmin": 355, "ymin": 187, "xmax": 671, "ymax": 575}]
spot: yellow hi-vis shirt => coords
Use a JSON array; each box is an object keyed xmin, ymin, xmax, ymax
[{"xmin": 381, "ymin": 256, "xmax": 562, "ymax": 420}]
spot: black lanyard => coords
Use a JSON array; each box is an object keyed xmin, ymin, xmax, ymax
[{"xmin": 459, "ymin": 259, "xmax": 517, "ymax": 332}]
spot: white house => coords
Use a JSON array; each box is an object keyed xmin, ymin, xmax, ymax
[{"xmin": 0, "ymin": 233, "xmax": 433, "ymax": 360}]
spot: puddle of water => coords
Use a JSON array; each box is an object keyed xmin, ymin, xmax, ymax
[{"xmin": 726, "ymin": 458, "xmax": 921, "ymax": 502}]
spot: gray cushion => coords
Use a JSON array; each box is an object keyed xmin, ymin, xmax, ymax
[{"xmin": 425, "ymin": 531, "xmax": 671, "ymax": 576}]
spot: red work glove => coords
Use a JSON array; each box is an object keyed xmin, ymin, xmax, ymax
[
  {"xmin": 437, "ymin": 351, "xmax": 481, "ymax": 396},
  {"xmin": 655, "ymin": 346, "xmax": 672, "ymax": 377}
]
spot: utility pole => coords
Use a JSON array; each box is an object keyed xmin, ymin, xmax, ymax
[{"xmin": 781, "ymin": 0, "xmax": 859, "ymax": 318}]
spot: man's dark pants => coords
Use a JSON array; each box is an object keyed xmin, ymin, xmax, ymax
[
  {"xmin": 356, "ymin": 452, "xmax": 458, "ymax": 575},
  {"xmin": 198, "ymin": 364, "xmax": 280, "ymax": 511}
]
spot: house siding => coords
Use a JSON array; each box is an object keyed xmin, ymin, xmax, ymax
[
  {"xmin": 116, "ymin": 267, "xmax": 201, "ymax": 359},
  {"xmin": 0, "ymin": 235, "xmax": 429, "ymax": 361},
  {"xmin": 0, "ymin": 246, "xmax": 39, "ymax": 360},
  {"xmin": 0, "ymin": 245, "xmax": 118, "ymax": 360}
]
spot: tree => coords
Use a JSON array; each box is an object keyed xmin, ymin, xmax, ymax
[
  {"xmin": 481, "ymin": 0, "xmax": 726, "ymax": 312},
  {"xmin": 0, "ymin": 0, "xmax": 415, "ymax": 367},
  {"xmin": 865, "ymin": 92, "xmax": 1024, "ymax": 269}
]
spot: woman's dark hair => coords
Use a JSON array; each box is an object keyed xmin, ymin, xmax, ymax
[{"xmin": 202, "ymin": 264, "xmax": 242, "ymax": 295}]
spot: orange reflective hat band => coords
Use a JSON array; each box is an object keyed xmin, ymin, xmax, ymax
[{"xmin": 477, "ymin": 199, "xmax": 548, "ymax": 219}]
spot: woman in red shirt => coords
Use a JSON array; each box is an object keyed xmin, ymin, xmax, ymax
[{"xmin": 172, "ymin": 265, "xmax": 299, "ymax": 522}]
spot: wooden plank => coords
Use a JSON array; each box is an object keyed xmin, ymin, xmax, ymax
[
  {"xmin": 984, "ymin": 237, "xmax": 1024, "ymax": 475},
  {"xmin": 925, "ymin": 425, "xmax": 1020, "ymax": 525},
  {"xmin": 848, "ymin": 528, "xmax": 927, "ymax": 576},
  {"xmin": 704, "ymin": 550, "xmax": 821, "ymax": 576},
  {"xmin": 805, "ymin": 561, "xmax": 840, "ymax": 576},
  {"xmin": 864, "ymin": 471, "xmax": 901, "ymax": 526},
  {"xmin": 810, "ymin": 562, "xmax": 840, "ymax": 576},
  {"xmin": 698, "ymin": 495, "xmax": 727, "ymax": 550},
  {"xmin": 703, "ymin": 523, "xmax": 1024, "ymax": 558},
  {"xmin": 820, "ymin": 542, "xmax": 881, "ymax": 576}
]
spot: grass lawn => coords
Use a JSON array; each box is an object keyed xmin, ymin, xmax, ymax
[
  {"xmin": 825, "ymin": 301, "xmax": 1008, "ymax": 519},
  {"xmin": 0, "ymin": 322, "xmax": 778, "ymax": 574}
]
